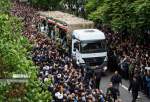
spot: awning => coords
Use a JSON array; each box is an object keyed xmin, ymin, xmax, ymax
[
  {"xmin": 48, "ymin": 19, "xmax": 55, "ymax": 24},
  {"xmin": 56, "ymin": 23, "xmax": 68, "ymax": 31},
  {"xmin": 39, "ymin": 16, "xmax": 46, "ymax": 20}
]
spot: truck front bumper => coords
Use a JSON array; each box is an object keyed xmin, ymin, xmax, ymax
[{"xmin": 80, "ymin": 61, "xmax": 107, "ymax": 73}]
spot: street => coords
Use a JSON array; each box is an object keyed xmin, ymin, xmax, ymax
[{"xmin": 100, "ymin": 72, "xmax": 150, "ymax": 102}]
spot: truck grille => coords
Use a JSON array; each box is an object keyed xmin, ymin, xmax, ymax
[{"xmin": 83, "ymin": 57, "xmax": 105, "ymax": 66}]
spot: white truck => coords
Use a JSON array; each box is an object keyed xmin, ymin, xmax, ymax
[{"xmin": 37, "ymin": 11, "xmax": 107, "ymax": 71}]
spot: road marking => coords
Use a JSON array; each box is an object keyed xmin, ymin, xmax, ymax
[
  {"xmin": 120, "ymin": 84, "xmax": 141, "ymax": 98},
  {"xmin": 120, "ymin": 84, "xmax": 128, "ymax": 91}
]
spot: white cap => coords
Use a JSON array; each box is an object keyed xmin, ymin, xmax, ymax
[
  {"xmin": 55, "ymin": 92, "xmax": 63, "ymax": 99},
  {"xmin": 44, "ymin": 78, "xmax": 48, "ymax": 82},
  {"xmin": 57, "ymin": 74, "xmax": 61, "ymax": 78},
  {"xmin": 45, "ymin": 71, "xmax": 49, "ymax": 76},
  {"xmin": 55, "ymin": 92, "xmax": 60, "ymax": 97},
  {"xmin": 57, "ymin": 93, "xmax": 63, "ymax": 99}
]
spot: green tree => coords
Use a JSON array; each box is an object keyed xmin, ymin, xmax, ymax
[
  {"xmin": 87, "ymin": 0, "xmax": 150, "ymax": 40},
  {"xmin": 85, "ymin": 0, "xmax": 102, "ymax": 15},
  {"xmin": 30, "ymin": 0, "xmax": 61, "ymax": 10},
  {"xmin": 0, "ymin": 0, "xmax": 11, "ymax": 13},
  {"xmin": 0, "ymin": 0, "xmax": 52, "ymax": 101}
]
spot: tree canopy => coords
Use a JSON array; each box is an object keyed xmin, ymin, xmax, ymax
[
  {"xmin": 30, "ymin": 0, "xmax": 61, "ymax": 10},
  {"xmin": 86, "ymin": 0, "xmax": 150, "ymax": 37},
  {"xmin": 0, "ymin": 0, "xmax": 52, "ymax": 101}
]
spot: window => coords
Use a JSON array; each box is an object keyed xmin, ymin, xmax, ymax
[{"xmin": 80, "ymin": 40, "xmax": 106, "ymax": 53}]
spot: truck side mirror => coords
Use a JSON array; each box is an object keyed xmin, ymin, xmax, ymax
[{"xmin": 72, "ymin": 35, "xmax": 75, "ymax": 39}]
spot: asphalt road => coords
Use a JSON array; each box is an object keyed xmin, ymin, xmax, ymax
[{"xmin": 100, "ymin": 72, "xmax": 150, "ymax": 102}]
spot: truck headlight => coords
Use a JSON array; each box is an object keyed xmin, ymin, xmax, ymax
[
  {"xmin": 76, "ymin": 60, "xmax": 80, "ymax": 65},
  {"xmin": 103, "ymin": 66, "xmax": 107, "ymax": 71}
]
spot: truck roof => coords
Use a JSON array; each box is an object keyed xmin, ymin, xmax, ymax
[
  {"xmin": 37, "ymin": 11, "xmax": 94, "ymax": 26},
  {"xmin": 73, "ymin": 29, "xmax": 105, "ymax": 41}
]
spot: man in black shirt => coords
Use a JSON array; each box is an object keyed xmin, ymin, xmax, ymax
[
  {"xmin": 111, "ymin": 71, "xmax": 122, "ymax": 96},
  {"xmin": 106, "ymin": 82, "xmax": 118, "ymax": 102},
  {"xmin": 128, "ymin": 77, "xmax": 140, "ymax": 102},
  {"xmin": 94, "ymin": 68, "xmax": 102, "ymax": 89}
]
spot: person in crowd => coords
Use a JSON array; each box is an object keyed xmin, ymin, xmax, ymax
[
  {"xmin": 142, "ymin": 70, "xmax": 148, "ymax": 95},
  {"xmin": 111, "ymin": 71, "xmax": 122, "ymax": 96},
  {"xmin": 146, "ymin": 71, "xmax": 150, "ymax": 98},
  {"xmin": 94, "ymin": 68, "xmax": 102, "ymax": 89},
  {"xmin": 128, "ymin": 59, "xmax": 135, "ymax": 82},
  {"xmin": 118, "ymin": 55, "xmax": 129, "ymax": 79},
  {"xmin": 134, "ymin": 68, "xmax": 142, "ymax": 91},
  {"xmin": 106, "ymin": 82, "xmax": 117, "ymax": 102},
  {"xmin": 128, "ymin": 77, "xmax": 140, "ymax": 102}
]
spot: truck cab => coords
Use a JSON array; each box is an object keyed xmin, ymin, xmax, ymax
[{"xmin": 72, "ymin": 29, "xmax": 107, "ymax": 72}]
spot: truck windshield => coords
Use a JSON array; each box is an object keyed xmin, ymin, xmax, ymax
[{"xmin": 80, "ymin": 40, "xmax": 106, "ymax": 53}]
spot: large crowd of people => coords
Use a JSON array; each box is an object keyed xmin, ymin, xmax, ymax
[
  {"xmin": 10, "ymin": 0, "xmax": 150, "ymax": 101},
  {"xmin": 101, "ymin": 26, "xmax": 150, "ymax": 98},
  {"xmin": 10, "ymin": 0, "xmax": 108, "ymax": 102}
]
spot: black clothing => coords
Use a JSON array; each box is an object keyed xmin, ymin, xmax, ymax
[
  {"xmin": 111, "ymin": 74, "xmax": 122, "ymax": 96},
  {"xmin": 132, "ymin": 93, "xmax": 138, "ymax": 102},
  {"xmin": 111, "ymin": 74, "xmax": 122, "ymax": 84},
  {"xmin": 128, "ymin": 79, "xmax": 140, "ymax": 102},
  {"xmin": 128, "ymin": 79, "xmax": 139, "ymax": 93},
  {"xmin": 94, "ymin": 69, "xmax": 102, "ymax": 89},
  {"xmin": 106, "ymin": 87, "xmax": 117, "ymax": 102}
]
